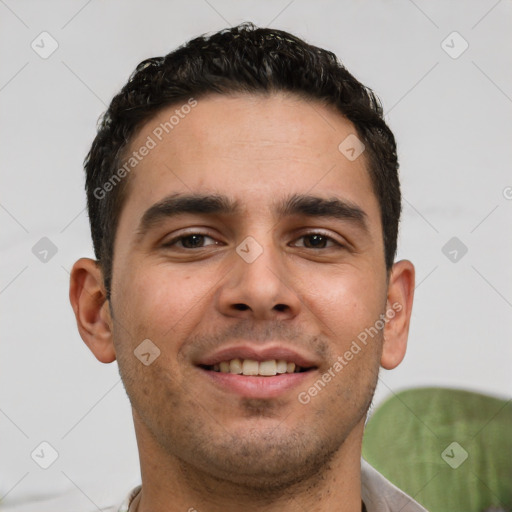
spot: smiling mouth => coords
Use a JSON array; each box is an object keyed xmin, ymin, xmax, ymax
[{"xmin": 200, "ymin": 358, "xmax": 315, "ymax": 376}]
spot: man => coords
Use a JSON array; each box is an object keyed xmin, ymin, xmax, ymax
[{"xmin": 69, "ymin": 23, "xmax": 422, "ymax": 511}]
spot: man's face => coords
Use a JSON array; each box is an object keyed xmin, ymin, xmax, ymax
[{"xmin": 109, "ymin": 93, "xmax": 388, "ymax": 488}]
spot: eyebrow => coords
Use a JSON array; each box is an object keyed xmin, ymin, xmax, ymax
[
  {"xmin": 135, "ymin": 192, "xmax": 368, "ymax": 240},
  {"xmin": 277, "ymin": 194, "xmax": 368, "ymax": 230},
  {"xmin": 136, "ymin": 193, "xmax": 240, "ymax": 238}
]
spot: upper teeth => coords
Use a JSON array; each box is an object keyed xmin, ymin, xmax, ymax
[{"xmin": 213, "ymin": 359, "xmax": 299, "ymax": 376}]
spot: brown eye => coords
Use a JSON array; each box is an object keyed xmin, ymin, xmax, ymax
[
  {"xmin": 292, "ymin": 233, "xmax": 341, "ymax": 249},
  {"xmin": 163, "ymin": 233, "xmax": 218, "ymax": 249},
  {"xmin": 180, "ymin": 234, "xmax": 207, "ymax": 248},
  {"xmin": 303, "ymin": 234, "xmax": 328, "ymax": 248}
]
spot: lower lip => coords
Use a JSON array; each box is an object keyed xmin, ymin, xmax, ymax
[{"xmin": 200, "ymin": 368, "xmax": 314, "ymax": 399}]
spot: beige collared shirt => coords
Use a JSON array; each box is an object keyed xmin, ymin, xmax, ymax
[{"xmin": 117, "ymin": 459, "xmax": 428, "ymax": 512}]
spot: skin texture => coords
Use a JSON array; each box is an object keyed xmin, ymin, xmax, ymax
[{"xmin": 70, "ymin": 92, "xmax": 415, "ymax": 512}]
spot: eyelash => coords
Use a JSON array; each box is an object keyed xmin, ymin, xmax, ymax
[{"xmin": 162, "ymin": 231, "xmax": 344, "ymax": 250}]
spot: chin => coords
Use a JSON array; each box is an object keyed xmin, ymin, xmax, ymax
[{"xmin": 186, "ymin": 425, "xmax": 344, "ymax": 493}]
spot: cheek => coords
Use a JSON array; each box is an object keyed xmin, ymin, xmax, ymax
[
  {"xmin": 303, "ymin": 266, "xmax": 386, "ymax": 346},
  {"xmin": 306, "ymin": 273, "xmax": 383, "ymax": 412},
  {"xmin": 116, "ymin": 263, "xmax": 219, "ymax": 346}
]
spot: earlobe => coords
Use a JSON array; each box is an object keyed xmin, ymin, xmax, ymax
[
  {"xmin": 381, "ymin": 260, "xmax": 415, "ymax": 370},
  {"xmin": 69, "ymin": 258, "xmax": 116, "ymax": 363}
]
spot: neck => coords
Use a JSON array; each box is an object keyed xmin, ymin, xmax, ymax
[{"xmin": 132, "ymin": 415, "xmax": 365, "ymax": 512}]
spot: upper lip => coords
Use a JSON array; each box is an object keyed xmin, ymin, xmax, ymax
[{"xmin": 195, "ymin": 343, "xmax": 320, "ymax": 369}]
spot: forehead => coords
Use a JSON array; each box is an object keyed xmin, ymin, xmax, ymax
[{"xmin": 117, "ymin": 92, "xmax": 380, "ymax": 233}]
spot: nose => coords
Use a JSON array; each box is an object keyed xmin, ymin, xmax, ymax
[{"xmin": 215, "ymin": 238, "xmax": 302, "ymax": 321}]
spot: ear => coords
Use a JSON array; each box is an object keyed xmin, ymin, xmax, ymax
[
  {"xmin": 381, "ymin": 259, "xmax": 415, "ymax": 370},
  {"xmin": 69, "ymin": 258, "xmax": 116, "ymax": 363}
]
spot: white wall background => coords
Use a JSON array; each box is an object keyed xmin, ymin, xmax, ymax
[{"xmin": 1, "ymin": 1, "xmax": 511, "ymax": 510}]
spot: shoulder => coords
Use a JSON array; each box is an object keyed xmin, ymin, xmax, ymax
[{"xmin": 361, "ymin": 458, "xmax": 429, "ymax": 512}]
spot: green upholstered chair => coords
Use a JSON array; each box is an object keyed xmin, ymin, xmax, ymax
[{"xmin": 362, "ymin": 387, "xmax": 512, "ymax": 512}]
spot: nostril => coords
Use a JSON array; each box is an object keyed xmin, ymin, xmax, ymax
[
  {"xmin": 274, "ymin": 304, "xmax": 288, "ymax": 312},
  {"xmin": 233, "ymin": 303, "xmax": 249, "ymax": 311}
]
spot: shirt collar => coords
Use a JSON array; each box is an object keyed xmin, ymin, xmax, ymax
[{"xmin": 118, "ymin": 459, "xmax": 428, "ymax": 512}]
